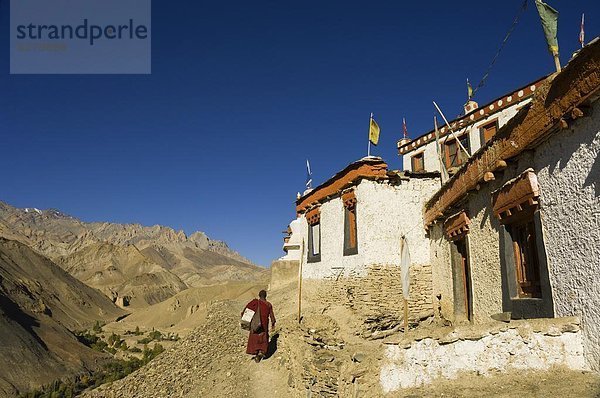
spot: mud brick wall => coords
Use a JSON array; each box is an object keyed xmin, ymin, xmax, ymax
[
  {"xmin": 311, "ymin": 263, "xmax": 433, "ymax": 327},
  {"xmin": 270, "ymin": 260, "xmax": 300, "ymax": 290}
]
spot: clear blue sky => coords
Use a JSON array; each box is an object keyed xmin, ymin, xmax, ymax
[{"xmin": 0, "ymin": 1, "xmax": 597, "ymax": 266}]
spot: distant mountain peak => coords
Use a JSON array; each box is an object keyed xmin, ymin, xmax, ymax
[
  {"xmin": 0, "ymin": 201, "xmax": 254, "ymax": 264},
  {"xmin": 0, "ymin": 200, "xmax": 263, "ymax": 307}
]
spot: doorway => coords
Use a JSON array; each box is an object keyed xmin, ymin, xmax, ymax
[{"xmin": 452, "ymin": 237, "xmax": 473, "ymax": 322}]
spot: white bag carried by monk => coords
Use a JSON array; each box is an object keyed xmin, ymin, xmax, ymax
[{"xmin": 240, "ymin": 308, "xmax": 255, "ymax": 330}]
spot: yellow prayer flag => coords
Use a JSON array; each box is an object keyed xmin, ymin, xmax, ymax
[{"xmin": 369, "ymin": 117, "xmax": 380, "ymax": 146}]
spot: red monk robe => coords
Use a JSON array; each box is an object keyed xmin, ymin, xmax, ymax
[{"xmin": 243, "ymin": 298, "xmax": 276, "ymax": 355}]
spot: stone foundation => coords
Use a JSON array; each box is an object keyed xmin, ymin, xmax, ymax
[
  {"xmin": 380, "ymin": 317, "xmax": 588, "ymax": 392},
  {"xmin": 309, "ymin": 263, "xmax": 433, "ymax": 332}
]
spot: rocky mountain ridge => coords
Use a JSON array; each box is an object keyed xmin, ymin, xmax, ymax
[
  {"xmin": 0, "ymin": 201, "xmax": 253, "ymax": 265},
  {"xmin": 0, "ymin": 201, "xmax": 266, "ymax": 307}
]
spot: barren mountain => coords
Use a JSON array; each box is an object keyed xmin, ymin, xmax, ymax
[
  {"xmin": 56, "ymin": 242, "xmax": 188, "ymax": 307},
  {"xmin": 0, "ymin": 202, "xmax": 266, "ymax": 306},
  {"xmin": 0, "ymin": 201, "xmax": 253, "ymax": 264},
  {"xmin": 0, "ymin": 238, "xmax": 126, "ymax": 396}
]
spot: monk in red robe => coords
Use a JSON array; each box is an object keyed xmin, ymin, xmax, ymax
[{"xmin": 242, "ymin": 290, "xmax": 276, "ymax": 362}]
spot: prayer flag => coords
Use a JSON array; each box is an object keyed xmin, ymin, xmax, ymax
[
  {"xmin": 535, "ymin": 0, "xmax": 559, "ymax": 55},
  {"xmin": 579, "ymin": 13, "xmax": 585, "ymax": 47},
  {"xmin": 400, "ymin": 236, "xmax": 411, "ymax": 300},
  {"xmin": 369, "ymin": 116, "xmax": 380, "ymax": 146},
  {"xmin": 467, "ymin": 78, "xmax": 473, "ymax": 99}
]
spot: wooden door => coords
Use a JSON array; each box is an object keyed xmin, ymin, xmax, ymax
[{"xmin": 455, "ymin": 238, "xmax": 472, "ymax": 321}]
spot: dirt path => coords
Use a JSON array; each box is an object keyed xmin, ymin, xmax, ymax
[
  {"xmin": 249, "ymin": 350, "xmax": 291, "ymax": 398},
  {"xmin": 183, "ymin": 301, "xmax": 297, "ymax": 398},
  {"xmin": 80, "ymin": 295, "xmax": 600, "ymax": 398}
]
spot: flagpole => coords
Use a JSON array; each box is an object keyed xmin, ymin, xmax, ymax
[
  {"xmin": 433, "ymin": 101, "xmax": 470, "ymax": 159},
  {"xmin": 553, "ymin": 52, "xmax": 561, "ymax": 73},
  {"xmin": 297, "ymin": 238, "xmax": 305, "ymax": 324},
  {"xmin": 404, "ymin": 298, "xmax": 409, "ymax": 335},
  {"xmin": 580, "ymin": 13, "xmax": 585, "ymax": 49},
  {"xmin": 368, "ymin": 112, "xmax": 373, "ymax": 157},
  {"xmin": 306, "ymin": 159, "xmax": 312, "ymax": 190},
  {"xmin": 434, "ymin": 115, "xmax": 448, "ymax": 184}
]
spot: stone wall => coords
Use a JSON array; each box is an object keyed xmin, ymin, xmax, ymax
[
  {"xmin": 380, "ymin": 318, "xmax": 588, "ymax": 392},
  {"xmin": 306, "ymin": 263, "xmax": 433, "ymax": 333}
]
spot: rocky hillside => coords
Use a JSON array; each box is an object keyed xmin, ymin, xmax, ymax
[
  {"xmin": 0, "ymin": 201, "xmax": 266, "ymax": 306},
  {"xmin": 81, "ymin": 301, "xmax": 294, "ymax": 398},
  {"xmin": 0, "ymin": 238, "xmax": 126, "ymax": 396},
  {"xmin": 77, "ymin": 281, "xmax": 600, "ymax": 398}
]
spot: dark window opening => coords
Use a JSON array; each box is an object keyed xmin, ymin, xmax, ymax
[
  {"xmin": 507, "ymin": 216, "xmax": 542, "ymax": 298},
  {"xmin": 480, "ymin": 120, "xmax": 499, "ymax": 144},
  {"xmin": 307, "ymin": 222, "xmax": 321, "ymax": 263},
  {"xmin": 343, "ymin": 205, "xmax": 358, "ymax": 256},
  {"xmin": 444, "ymin": 134, "xmax": 470, "ymax": 169},
  {"xmin": 411, "ymin": 153, "xmax": 425, "ymax": 172}
]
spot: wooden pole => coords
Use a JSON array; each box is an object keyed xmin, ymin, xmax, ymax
[
  {"xmin": 433, "ymin": 101, "xmax": 470, "ymax": 159},
  {"xmin": 553, "ymin": 53, "xmax": 562, "ymax": 73},
  {"xmin": 297, "ymin": 238, "xmax": 305, "ymax": 324},
  {"xmin": 433, "ymin": 115, "xmax": 448, "ymax": 184},
  {"xmin": 367, "ymin": 112, "xmax": 373, "ymax": 157},
  {"xmin": 403, "ymin": 298, "xmax": 409, "ymax": 334}
]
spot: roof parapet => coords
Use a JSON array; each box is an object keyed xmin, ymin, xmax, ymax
[{"xmin": 398, "ymin": 75, "xmax": 548, "ymax": 156}]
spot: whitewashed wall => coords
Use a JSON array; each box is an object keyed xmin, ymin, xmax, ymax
[
  {"xmin": 429, "ymin": 188, "xmax": 505, "ymax": 325},
  {"xmin": 301, "ymin": 177, "xmax": 439, "ymax": 279},
  {"xmin": 535, "ymin": 100, "xmax": 600, "ymax": 371},
  {"xmin": 279, "ymin": 217, "xmax": 307, "ymax": 261},
  {"xmin": 429, "ymin": 223, "xmax": 455, "ymax": 322},
  {"xmin": 426, "ymin": 99, "xmax": 600, "ymax": 370},
  {"xmin": 380, "ymin": 320, "xmax": 587, "ymax": 392}
]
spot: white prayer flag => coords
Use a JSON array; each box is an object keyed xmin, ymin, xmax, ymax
[{"xmin": 400, "ymin": 236, "xmax": 411, "ymax": 300}]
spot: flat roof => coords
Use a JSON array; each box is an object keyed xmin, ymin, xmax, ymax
[{"xmin": 398, "ymin": 75, "xmax": 549, "ymax": 155}]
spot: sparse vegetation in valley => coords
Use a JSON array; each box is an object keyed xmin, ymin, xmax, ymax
[
  {"xmin": 137, "ymin": 329, "xmax": 180, "ymax": 345},
  {"xmin": 19, "ymin": 343, "xmax": 165, "ymax": 398},
  {"xmin": 76, "ymin": 324, "xmax": 177, "ymax": 357}
]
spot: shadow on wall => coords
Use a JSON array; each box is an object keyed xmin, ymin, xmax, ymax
[
  {"xmin": 541, "ymin": 113, "xmax": 599, "ymax": 197},
  {"xmin": 584, "ymin": 154, "xmax": 600, "ymax": 197}
]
